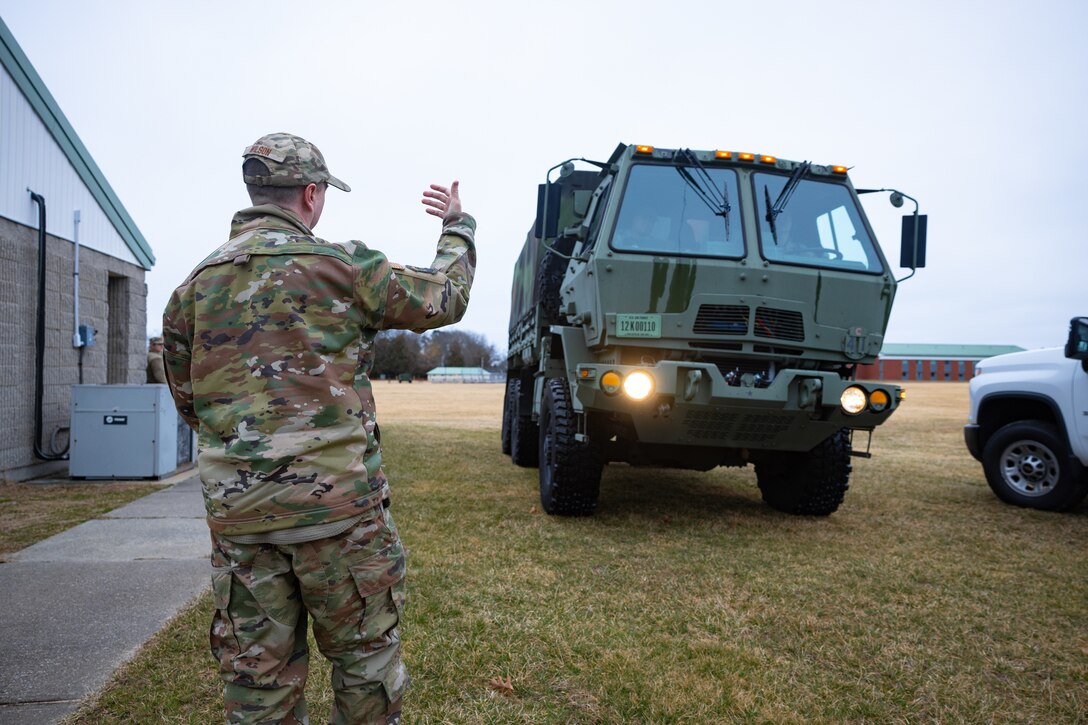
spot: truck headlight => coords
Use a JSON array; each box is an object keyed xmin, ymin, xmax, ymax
[
  {"xmin": 600, "ymin": 371, "xmax": 622, "ymax": 395},
  {"xmin": 840, "ymin": 386, "xmax": 867, "ymax": 415},
  {"xmin": 623, "ymin": 370, "xmax": 654, "ymax": 400}
]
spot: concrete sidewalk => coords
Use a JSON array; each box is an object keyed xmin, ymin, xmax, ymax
[{"xmin": 0, "ymin": 472, "xmax": 210, "ymax": 725}]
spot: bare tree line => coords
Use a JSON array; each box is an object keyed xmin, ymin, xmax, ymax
[{"xmin": 370, "ymin": 329, "xmax": 502, "ymax": 379}]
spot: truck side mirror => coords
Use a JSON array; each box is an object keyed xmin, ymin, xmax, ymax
[
  {"xmin": 1064, "ymin": 316, "xmax": 1088, "ymax": 361},
  {"xmin": 535, "ymin": 183, "xmax": 561, "ymax": 239},
  {"xmin": 899, "ymin": 213, "xmax": 927, "ymax": 269}
]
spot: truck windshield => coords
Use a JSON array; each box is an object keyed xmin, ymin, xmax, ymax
[
  {"xmin": 611, "ymin": 164, "xmax": 743, "ymax": 258},
  {"xmin": 754, "ymin": 172, "xmax": 883, "ymax": 273}
]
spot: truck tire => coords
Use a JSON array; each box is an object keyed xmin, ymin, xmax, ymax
[
  {"xmin": 501, "ymin": 378, "xmax": 513, "ymax": 455},
  {"xmin": 755, "ymin": 429, "xmax": 852, "ymax": 515},
  {"xmin": 981, "ymin": 421, "xmax": 1088, "ymax": 511},
  {"xmin": 536, "ymin": 251, "xmax": 566, "ymax": 323},
  {"xmin": 538, "ymin": 378, "xmax": 603, "ymax": 516},
  {"xmin": 510, "ymin": 378, "xmax": 539, "ymax": 468}
]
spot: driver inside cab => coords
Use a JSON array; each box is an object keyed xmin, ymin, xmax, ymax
[{"xmin": 775, "ymin": 211, "xmax": 836, "ymax": 261}]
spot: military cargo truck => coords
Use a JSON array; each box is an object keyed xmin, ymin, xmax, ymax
[{"xmin": 502, "ymin": 143, "xmax": 927, "ymax": 516}]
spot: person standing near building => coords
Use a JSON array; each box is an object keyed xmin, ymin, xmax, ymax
[
  {"xmin": 162, "ymin": 132, "xmax": 476, "ymax": 724},
  {"xmin": 146, "ymin": 335, "xmax": 167, "ymax": 384}
]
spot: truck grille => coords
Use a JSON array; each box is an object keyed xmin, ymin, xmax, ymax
[
  {"xmin": 684, "ymin": 409, "xmax": 795, "ymax": 444},
  {"xmin": 753, "ymin": 307, "xmax": 804, "ymax": 342},
  {"xmin": 693, "ymin": 305, "xmax": 749, "ymax": 335}
]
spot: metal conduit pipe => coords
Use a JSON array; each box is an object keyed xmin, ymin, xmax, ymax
[{"xmin": 29, "ymin": 189, "xmax": 67, "ymax": 461}]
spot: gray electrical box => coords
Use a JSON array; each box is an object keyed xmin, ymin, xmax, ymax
[{"xmin": 70, "ymin": 385, "xmax": 194, "ymax": 479}]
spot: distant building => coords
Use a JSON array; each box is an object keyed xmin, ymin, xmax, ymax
[
  {"xmin": 426, "ymin": 367, "xmax": 504, "ymax": 383},
  {"xmin": 856, "ymin": 344, "xmax": 1025, "ymax": 382},
  {"xmin": 1, "ymin": 18, "xmax": 154, "ymax": 480}
]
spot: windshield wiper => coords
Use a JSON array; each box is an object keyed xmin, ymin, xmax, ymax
[
  {"xmin": 674, "ymin": 149, "xmax": 732, "ymax": 239},
  {"xmin": 764, "ymin": 160, "xmax": 810, "ymax": 244}
]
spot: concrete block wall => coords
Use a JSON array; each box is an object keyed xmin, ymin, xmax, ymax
[{"xmin": 0, "ymin": 215, "xmax": 147, "ymax": 481}]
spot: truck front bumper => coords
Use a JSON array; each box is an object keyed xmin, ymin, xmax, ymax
[
  {"xmin": 964, "ymin": 424, "xmax": 982, "ymax": 461},
  {"xmin": 570, "ymin": 360, "xmax": 901, "ymax": 452}
]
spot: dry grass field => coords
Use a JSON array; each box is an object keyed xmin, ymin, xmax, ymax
[
  {"xmin": 66, "ymin": 381, "xmax": 1088, "ymax": 724},
  {"xmin": 0, "ymin": 482, "xmax": 161, "ymax": 561},
  {"xmin": 376, "ymin": 380, "xmax": 505, "ymax": 429}
]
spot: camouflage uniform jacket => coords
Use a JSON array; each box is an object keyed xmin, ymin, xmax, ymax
[{"xmin": 163, "ymin": 204, "xmax": 476, "ymax": 536}]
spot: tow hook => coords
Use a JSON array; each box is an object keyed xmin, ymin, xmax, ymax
[{"xmin": 684, "ymin": 369, "xmax": 703, "ymax": 401}]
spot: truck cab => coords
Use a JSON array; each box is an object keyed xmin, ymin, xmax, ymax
[{"xmin": 504, "ymin": 144, "xmax": 927, "ymax": 516}]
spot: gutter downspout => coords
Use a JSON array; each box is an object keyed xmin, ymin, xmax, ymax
[
  {"xmin": 73, "ymin": 210, "xmax": 85, "ymax": 384},
  {"xmin": 29, "ymin": 190, "xmax": 67, "ymax": 461},
  {"xmin": 73, "ymin": 209, "xmax": 81, "ymax": 347}
]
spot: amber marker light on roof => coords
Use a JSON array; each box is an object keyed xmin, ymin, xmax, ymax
[
  {"xmin": 635, "ymin": 145, "xmax": 654, "ymax": 154},
  {"xmin": 738, "ymin": 152, "xmax": 755, "ymax": 161},
  {"xmin": 715, "ymin": 150, "xmax": 732, "ymax": 159},
  {"xmin": 832, "ymin": 165, "xmax": 848, "ymax": 174},
  {"xmin": 760, "ymin": 155, "xmax": 777, "ymax": 164}
]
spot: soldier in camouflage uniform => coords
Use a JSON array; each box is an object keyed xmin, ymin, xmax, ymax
[
  {"xmin": 146, "ymin": 335, "xmax": 167, "ymax": 384},
  {"xmin": 162, "ymin": 132, "xmax": 476, "ymax": 724}
]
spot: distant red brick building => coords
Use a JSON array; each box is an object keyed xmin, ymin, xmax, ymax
[{"xmin": 857, "ymin": 344, "xmax": 1025, "ymax": 382}]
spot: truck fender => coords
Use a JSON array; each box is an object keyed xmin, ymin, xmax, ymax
[
  {"xmin": 546, "ymin": 325, "xmax": 592, "ymax": 416},
  {"xmin": 976, "ymin": 392, "xmax": 1073, "ymax": 456}
]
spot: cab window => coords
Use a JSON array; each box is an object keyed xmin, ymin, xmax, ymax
[
  {"xmin": 755, "ymin": 172, "xmax": 883, "ymax": 273},
  {"xmin": 611, "ymin": 164, "xmax": 743, "ymax": 258}
]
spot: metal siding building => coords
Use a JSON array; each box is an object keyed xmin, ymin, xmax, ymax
[
  {"xmin": 426, "ymin": 367, "xmax": 504, "ymax": 383},
  {"xmin": 856, "ymin": 344, "xmax": 1026, "ymax": 382},
  {"xmin": 1, "ymin": 17, "xmax": 154, "ymax": 480}
]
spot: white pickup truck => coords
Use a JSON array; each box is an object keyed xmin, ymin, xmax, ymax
[{"xmin": 964, "ymin": 317, "xmax": 1088, "ymax": 510}]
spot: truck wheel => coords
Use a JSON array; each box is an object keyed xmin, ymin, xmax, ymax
[
  {"xmin": 538, "ymin": 378, "xmax": 603, "ymax": 516},
  {"xmin": 501, "ymin": 378, "xmax": 513, "ymax": 455},
  {"xmin": 982, "ymin": 421, "xmax": 1088, "ymax": 511},
  {"xmin": 510, "ymin": 378, "xmax": 539, "ymax": 468},
  {"xmin": 755, "ymin": 429, "xmax": 852, "ymax": 515},
  {"xmin": 536, "ymin": 250, "xmax": 569, "ymax": 323}
]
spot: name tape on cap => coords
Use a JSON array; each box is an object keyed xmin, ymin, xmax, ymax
[{"xmin": 244, "ymin": 145, "xmax": 287, "ymax": 163}]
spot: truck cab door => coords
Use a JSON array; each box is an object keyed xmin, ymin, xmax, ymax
[
  {"xmin": 1073, "ymin": 362, "xmax": 1088, "ymax": 462},
  {"xmin": 1066, "ymin": 316, "xmax": 1088, "ymax": 463}
]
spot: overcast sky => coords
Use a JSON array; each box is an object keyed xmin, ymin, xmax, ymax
[{"xmin": 1, "ymin": 0, "xmax": 1084, "ymax": 351}]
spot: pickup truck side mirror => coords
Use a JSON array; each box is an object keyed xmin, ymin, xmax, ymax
[{"xmin": 1064, "ymin": 316, "xmax": 1088, "ymax": 364}]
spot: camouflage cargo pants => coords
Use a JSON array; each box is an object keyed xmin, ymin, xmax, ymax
[{"xmin": 209, "ymin": 506, "xmax": 408, "ymax": 725}]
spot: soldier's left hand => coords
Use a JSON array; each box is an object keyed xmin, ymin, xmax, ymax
[{"xmin": 421, "ymin": 181, "xmax": 461, "ymax": 220}]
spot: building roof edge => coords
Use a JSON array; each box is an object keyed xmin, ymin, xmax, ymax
[{"xmin": 0, "ymin": 17, "xmax": 154, "ymax": 269}]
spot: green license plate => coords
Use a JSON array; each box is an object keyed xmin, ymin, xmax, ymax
[{"xmin": 616, "ymin": 314, "xmax": 661, "ymax": 338}]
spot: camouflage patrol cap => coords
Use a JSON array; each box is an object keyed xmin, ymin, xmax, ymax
[{"xmin": 242, "ymin": 132, "xmax": 351, "ymax": 192}]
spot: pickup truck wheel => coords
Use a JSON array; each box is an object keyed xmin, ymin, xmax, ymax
[
  {"xmin": 539, "ymin": 378, "xmax": 602, "ymax": 516},
  {"xmin": 755, "ymin": 429, "xmax": 852, "ymax": 515},
  {"xmin": 510, "ymin": 378, "xmax": 539, "ymax": 468},
  {"xmin": 982, "ymin": 421, "xmax": 1088, "ymax": 511},
  {"xmin": 501, "ymin": 378, "xmax": 513, "ymax": 455}
]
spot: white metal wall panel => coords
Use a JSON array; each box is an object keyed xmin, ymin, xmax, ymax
[{"xmin": 0, "ymin": 64, "xmax": 138, "ymax": 265}]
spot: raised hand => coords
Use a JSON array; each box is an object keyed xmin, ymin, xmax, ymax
[{"xmin": 421, "ymin": 181, "xmax": 461, "ymax": 220}]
